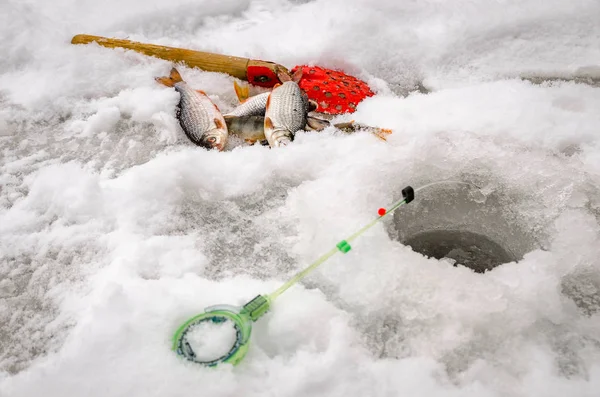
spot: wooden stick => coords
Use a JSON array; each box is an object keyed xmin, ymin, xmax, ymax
[{"xmin": 71, "ymin": 34, "xmax": 288, "ymax": 84}]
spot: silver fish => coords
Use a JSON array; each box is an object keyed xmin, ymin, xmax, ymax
[
  {"xmin": 224, "ymin": 115, "xmax": 268, "ymax": 144},
  {"xmin": 225, "ymin": 116, "xmax": 391, "ymax": 143},
  {"xmin": 156, "ymin": 68, "xmax": 228, "ymax": 151},
  {"xmin": 263, "ymin": 69, "xmax": 310, "ymax": 147},
  {"xmin": 333, "ymin": 122, "xmax": 392, "ymax": 140},
  {"xmin": 225, "ymin": 92, "xmax": 270, "ymax": 117}
]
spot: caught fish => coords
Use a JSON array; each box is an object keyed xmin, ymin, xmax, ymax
[
  {"xmin": 156, "ymin": 67, "xmax": 228, "ymax": 150},
  {"xmin": 228, "ymin": 72, "xmax": 324, "ymax": 147},
  {"xmin": 225, "ymin": 115, "xmax": 392, "ymax": 143},
  {"xmin": 225, "ymin": 114, "xmax": 326, "ymax": 144},
  {"xmin": 262, "ymin": 69, "xmax": 312, "ymax": 147},
  {"xmin": 224, "ymin": 115, "xmax": 268, "ymax": 144},
  {"xmin": 334, "ymin": 121, "xmax": 393, "ymax": 141},
  {"xmin": 224, "ymin": 84, "xmax": 270, "ymax": 117},
  {"xmin": 228, "ymin": 79, "xmax": 328, "ymax": 124}
]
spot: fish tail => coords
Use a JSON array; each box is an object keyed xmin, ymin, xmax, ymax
[
  {"xmin": 155, "ymin": 67, "xmax": 184, "ymax": 87},
  {"xmin": 234, "ymin": 80, "xmax": 250, "ymax": 103}
]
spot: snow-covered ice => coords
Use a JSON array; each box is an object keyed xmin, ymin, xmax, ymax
[{"xmin": 1, "ymin": 0, "xmax": 600, "ymax": 396}]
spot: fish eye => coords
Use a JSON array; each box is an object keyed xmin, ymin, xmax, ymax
[
  {"xmin": 207, "ymin": 137, "xmax": 217, "ymax": 144},
  {"xmin": 254, "ymin": 76, "xmax": 270, "ymax": 83}
]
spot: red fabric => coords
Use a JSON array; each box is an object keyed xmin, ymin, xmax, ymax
[{"xmin": 291, "ymin": 65, "xmax": 374, "ymax": 114}]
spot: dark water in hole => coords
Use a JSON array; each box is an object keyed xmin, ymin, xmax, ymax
[{"xmin": 404, "ymin": 229, "xmax": 516, "ymax": 273}]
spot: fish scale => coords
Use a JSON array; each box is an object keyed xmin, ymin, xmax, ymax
[
  {"xmin": 225, "ymin": 92, "xmax": 269, "ymax": 117},
  {"xmin": 224, "ymin": 115, "xmax": 266, "ymax": 143},
  {"xmin": 155, "ymin": 67, "xmax": 228, "ymax": 150},
  {"xmin": 175, "ymin": 82, "xmax": 216, "ymax": 142},
  {"xmin": 264, "ymin": 81, "xmax": 308, "ymax": 147}
]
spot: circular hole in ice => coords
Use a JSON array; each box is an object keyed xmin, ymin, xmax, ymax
[
  {"xmin": 185, "ymin": 319, "xmax": 238, "ymax": 362},
  {"xmin": 404, "ymin": 230, "xmax": 515, "ymax": 273},
  {"xmin": 390, "ymin": 183, "xmax": 539, "ymax": 273}
]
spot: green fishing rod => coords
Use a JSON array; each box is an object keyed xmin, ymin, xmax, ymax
[{"xmin": 172, "ymin": 186, "xmax": 416, "ymax": 367}]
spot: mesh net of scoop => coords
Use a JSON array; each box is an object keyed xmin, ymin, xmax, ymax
[{"xmin": 291, "ymin": 65, "xmax": 374, "ymax": 115}]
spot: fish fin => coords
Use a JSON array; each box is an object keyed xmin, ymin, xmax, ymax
[
  {"xmin": 291, "ymin": 68, "xmax": 303, "ymax": 83},
  {"xmin": 196, "ymin": 89, "xmax": 208, "ymax": 96},
  {"xmin": 265, "ymin": 92, "xmax": 272, "ymax": 110},
  {"xmin": 264, "ymin": 116, "xmax": 274, "ymax": 129},
  {"xmin": 213, "ymin": 103, "xmax": 221, "ymax": 112},
  {"xmin": 371, "ymin": 127, "xmax": 393, "ymax": 141},
  {"xmin": 169, "ymin": 68, "xmax": 183, "ymax": 83},
  {"xmin": 307, "ymin": 116, "xmax": 330, "ymax": 131},
  {"xmin": 155, "ymin": 67, "xmax": 184, "ymax": 87},
  {"xmin": 234, "ymin": 80, "xmax": 250, "ymax": 103},
  {"xmin": 155, "ymin": 77, "xmax": 174, "ymax": 87},
  {"xmin": 277, "ymin": 69, "xmax": 292, "ymax": 83},
  {"xmin": 214, "ymin": 118, "xmax": 226, "ymax": 130},
  {"xmin": 308, "ymin": 100, "xmax": 318, "ymax": 112}
]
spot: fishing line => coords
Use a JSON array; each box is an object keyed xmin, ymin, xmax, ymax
[{"xmin": 172, "ymin": 180, "xmax": 481, "ymax": 367}]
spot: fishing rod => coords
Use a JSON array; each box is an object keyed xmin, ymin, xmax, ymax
[{"xmin": 172, "ymin": 181, "xmax": 475, "ymax": 367}]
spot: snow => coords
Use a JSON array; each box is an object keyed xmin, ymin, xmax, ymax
[
  {"xmin": 184, "ymin": 318, "xmax": 238, "ymax": 363},
  {"xmin": 1, "ymin": 0, "xmax": 600, "ymax": 396}
]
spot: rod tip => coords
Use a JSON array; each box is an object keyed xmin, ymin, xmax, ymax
[{"xmin": 402, "ymin": 186, "xmax": 415, "ymax": 203}]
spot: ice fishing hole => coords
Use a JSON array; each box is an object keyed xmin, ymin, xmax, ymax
[
  {"xmin": 404, "ymin": 230, "xmax": 514, "ymax": 273},
  {"xmin": 390, "ymin": 182, "xmax": 538, "ymax": 273}
]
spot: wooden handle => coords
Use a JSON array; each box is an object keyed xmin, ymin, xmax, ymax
[{"xmin": 71, "ymin": 34, "xmax": 288, "ymax": 84}]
